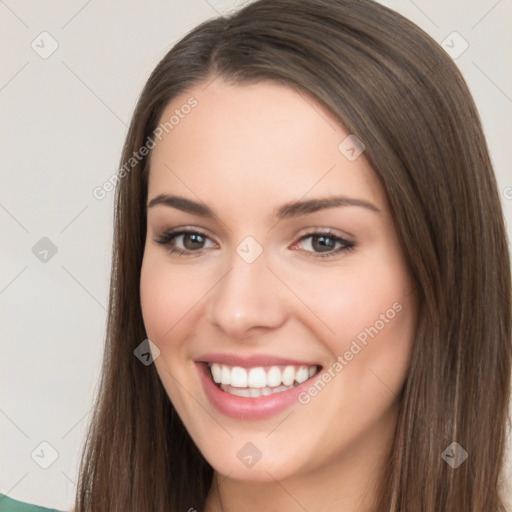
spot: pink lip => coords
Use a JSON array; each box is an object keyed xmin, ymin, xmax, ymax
[
  {"xmin": 196, "ymin": 361, "xmax": 321, "ymax": 420},
  {"xmin": 195, "ymin": 352, "xmax": 319, "ymax": 368}
]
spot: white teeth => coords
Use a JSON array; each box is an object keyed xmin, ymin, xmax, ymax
[
  {"xmin": 229, "ymin": 387, "xmax": 251, "ymax": 397},
  {"xmin": 208, "ymin": 362, "xmax": 319, "ymax": 391},
  {"xmin": 248, "ymin": 367, "xmax": 267, "ymax": 388},
  {"xmin": 249, "ymin": 387, "xmax": 260, "ymax": 398},
  {"xmin": 295, "ymin": 367, "xmax": 309, "ymax": 384},
  {"xmin": 211, "ymin": 363, "xmax": 222, "ymax": 383},
  {"xmin": 266, "ymin": 366, "xmax": 281, "ymax": 387},
  {"xmin": 231, "ymin": 366, "xmax": 248, "ymax": 387},
  {"xmin": 220, "ymin": 383, "xmax": 296, "ymax": 397},
  {"xmin": 282, "ymin": 366, "xmax": 296, "ymax": 386},
  {"xmin": 221, "ymin": 365, "xmax": 231, "ymax": 385}
]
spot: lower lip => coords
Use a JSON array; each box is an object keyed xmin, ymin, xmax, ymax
[{"xmin": 196, "ymin": 362, "xmax": 318, "ymax": 420}]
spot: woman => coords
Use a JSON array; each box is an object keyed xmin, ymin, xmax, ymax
[
  {"xmin": 76, "ymin": 0, "xmax": 512, "ymax": 510},
  {"xmin": 5, "ymin": 0, "xmax": 509, "ymax": 510}
]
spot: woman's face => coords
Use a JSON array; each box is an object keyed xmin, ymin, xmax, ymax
[{"xmin": 140, "ymin": 76, "xmax": 417, "ymax": 484}]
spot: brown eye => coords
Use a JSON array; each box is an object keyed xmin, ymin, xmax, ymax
[
  {"xmin": 181, "ymin": 232, "xmax": 206, "ymax": 250},
  {"xmin": 154, "ymin": 228, "xmax": 215, "ymax": 256},
  {"xmin": 310, "ymin": 234, "xmax": 337, "ymax": 253},
  {"xmin": 292, "ymin": 230, "xmax": 356, "ymax": 259}
]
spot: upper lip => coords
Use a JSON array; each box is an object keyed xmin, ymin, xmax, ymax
[{"xmin": 195, "ymin": 353, "xmax": 321, "ymax": 368}]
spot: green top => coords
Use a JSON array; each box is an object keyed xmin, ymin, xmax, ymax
[{"xmin": 0, "ymin": 494, "xmax": 65, "ymax": 512}]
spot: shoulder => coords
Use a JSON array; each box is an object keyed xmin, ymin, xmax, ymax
[{"xmin": 0, "ymin": 494, "xmax": 65, "ymax": 512}]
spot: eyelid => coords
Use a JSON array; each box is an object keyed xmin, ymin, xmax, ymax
[
  {"xmin": 154, "ymin": 226, "xmax": 217, "ymax": 248},
  {"xmin": 295, "ymin": 226, "xmax": 353, "ymax": 241}
]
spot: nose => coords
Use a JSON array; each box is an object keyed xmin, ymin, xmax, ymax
[{"xmin": 205, "ymin": 246, "xmax": 289, "ymax": 340}]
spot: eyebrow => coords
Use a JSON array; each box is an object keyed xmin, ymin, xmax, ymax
[{"xmin": 147, "ymin": 193, "xmax": 381, "ymax": 220}]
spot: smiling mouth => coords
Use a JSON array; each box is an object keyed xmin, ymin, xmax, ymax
[{"xmin": 206, "ymin": 362, "xmax": 321, "ymax": 398}]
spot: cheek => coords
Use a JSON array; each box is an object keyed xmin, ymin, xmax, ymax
[
  {"xmin": 139, "ymin": 252, "xmax": 204, "ymax": 408},
  {"xmin": 321, "ymin": 261, "xmax": 416, "ymax": 403},
  {"xmin": 294, "ymin": 260, "xmax": 413, "ymax": 349},
  {"xmin": 295, "ymin": 248, "xmax": 417, "ymax": 405},
  {"xmin": 139, "ymin": 251, "xmax": 205, "ymax": 344}
]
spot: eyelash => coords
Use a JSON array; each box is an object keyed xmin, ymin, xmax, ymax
[{"xmin": 154, "ymin": 227, "xmax": 356, "ymax": 259}]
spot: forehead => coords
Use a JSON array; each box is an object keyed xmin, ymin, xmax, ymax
[{"xmin": 147, "ymin": 77, "xmax": 386, "ymax": 216}]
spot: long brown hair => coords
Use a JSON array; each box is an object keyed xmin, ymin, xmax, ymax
[{"xmin": 74, "ymin": 0, "xmax": 512, "ymax": 510}]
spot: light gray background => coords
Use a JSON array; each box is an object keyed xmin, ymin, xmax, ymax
[{"xmin": 1, "ymin": 1, "xmax": 511, "ymax": 510}]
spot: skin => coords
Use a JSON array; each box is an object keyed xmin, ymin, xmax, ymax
[{"xmin": 140, "ymin": 76, "xmax": 418, "ymax": 512}]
